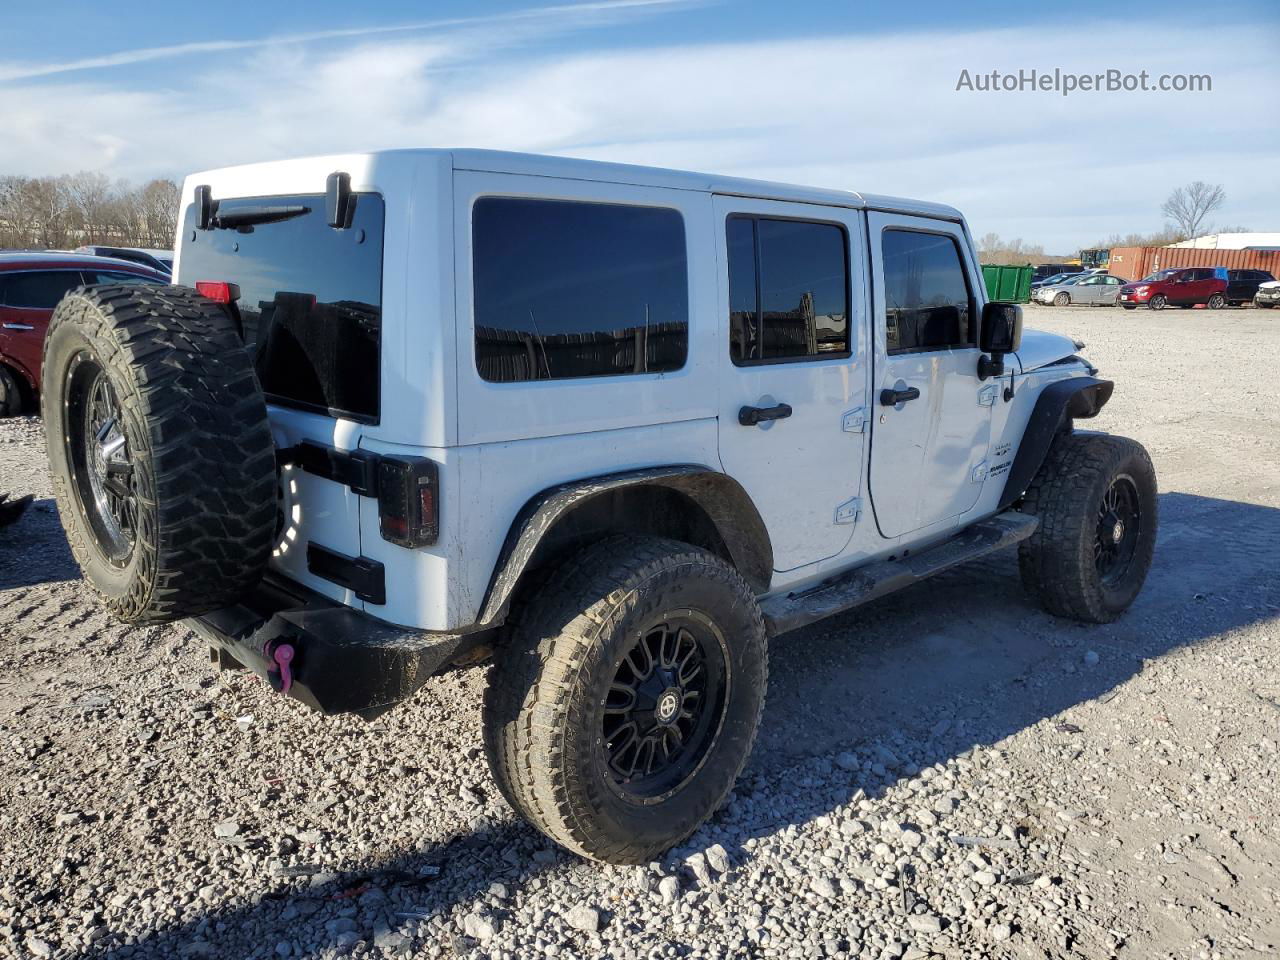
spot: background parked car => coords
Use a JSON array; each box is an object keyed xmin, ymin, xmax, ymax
[
  {"xmin": 1030, "ymin": 269, "xmax": 1086, "ymax": 292},
  {"xmin": 1255, "ymin": 280, "xmax": 1280, "ymax": 309},
  {"xmin": 1033, "ymin": 273, "xmax": 1124, "ymax": 306},
  {"xmin": 1226, "ymin": 269, "xmax": 1275, "ymax": 306},
  {"xmin": 0, "ymin": 253, "xmax": 168, "ymax": 416},
  {"xmin": 1118, "ymin": 267, "xmax": 1229, "ymax": 311},
  {"xmin": 74, "ymin": 245, "xmax": 173, "ymax": 275}
]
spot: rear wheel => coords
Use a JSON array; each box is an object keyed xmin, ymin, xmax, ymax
[
  {"xmin": 1207, "ymin": 293, "xmax": 1226, "ymax": 309},
  {"xmin": 0, "ymin": 366, "xmax": 23, "ymax": 417},
  {"xmin": 42, "ymin": 285, "xmax": 277, "ymax": 623},
  {"xmin": 1149, "ymin": 294, "xmax": 1167, "ymax": 310},
  {"xmin": 483, "ymin": 536, "xmax": 767, "ymax": 863},
  {"xmin": 1054, "ymin": 292, "xmax": 1070, "ymax": 306},
  {"xmin": 1018, "ymin": 433, "xmax": 1157, "ymax": 623}
]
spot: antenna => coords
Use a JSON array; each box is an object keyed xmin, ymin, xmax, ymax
[{"xmin": 528, "ymin": 309, "xmax": 552, "ymax": 380}]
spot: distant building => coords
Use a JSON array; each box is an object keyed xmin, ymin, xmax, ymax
[{"xmin": 1166, "ymin": 232, "xmax": 1280, "ymax": 251}]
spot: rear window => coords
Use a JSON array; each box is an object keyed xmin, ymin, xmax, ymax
[{"xmin": 177, "ymin": 193, "xmax": 384, "ymax": 422}]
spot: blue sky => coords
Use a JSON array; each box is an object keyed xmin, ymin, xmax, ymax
[{"xmin": 3, "ymin": 0, "xmax": 1278, "ymax": 251}]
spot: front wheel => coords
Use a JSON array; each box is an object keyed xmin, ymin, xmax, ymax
[
  {"xmin": 1149, "ymin": 294, "xmax": 1167, "ymax": 310},
  {"xmin": 1054, "ymin": 292, "xmax": 1070, "ymax": 306},
  {"xmin": 1207, "ymin": 293, "xmax": 1226, "ymax": 309},
  {"xmin": 1018, "ymin": 433, "xmax": 1157, "ymax": 623},
  {"xmin": 483, "ymin": 536, "xmax": 767, "ymax": 863}
]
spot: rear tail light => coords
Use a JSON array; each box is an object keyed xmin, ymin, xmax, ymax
[
  {"xmin": 195, "ymin": 281, "xmax": 241, "ymax": 304},
  {"xmin": 377, "ymin": 457, "xmax": 439, "ymax": 548}
]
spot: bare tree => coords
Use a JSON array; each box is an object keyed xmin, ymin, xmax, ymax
[
  {"xmin": 975, "ymin": 230, "xmax": 1049, "ymax": 265},
  {"xmin": 1161, "ymin": 181, "xmax": 1225, "ymax": 241},
  {"xmin": 0, "ymin": 172, "xmax": 181, "ymax": 250}
]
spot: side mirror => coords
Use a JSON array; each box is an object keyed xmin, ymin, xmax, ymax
[{"xmin": 977, "ymin": 301, "xmax": 1022, "ymax": 380}]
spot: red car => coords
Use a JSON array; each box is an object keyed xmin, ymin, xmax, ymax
[
  {"xmin": 0, "ymin": 252, "xmax": 168, "ymax": 416},
  {"xmin": 1118, "ymin": 266, "xmax": 1229, "ymax": 311}
]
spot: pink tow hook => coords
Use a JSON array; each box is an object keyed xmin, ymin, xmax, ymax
[{"xmin": 264, "ymin": 639, "xmax": 296, "ymax": 694}]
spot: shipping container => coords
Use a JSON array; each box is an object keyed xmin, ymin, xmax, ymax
[
  {"xmin": 1107, "ymin": 246, "xmax": 1280, "ymax": 283},
  {"xmin": 981, "ymin": 263, "xmax": 1033, "ymax": 303}
]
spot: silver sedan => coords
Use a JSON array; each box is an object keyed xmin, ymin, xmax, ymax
[{"xmin": 1033, "ymin": 273, "xmax": 1125, "ymax": 306}]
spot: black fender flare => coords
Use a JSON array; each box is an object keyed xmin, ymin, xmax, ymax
[
  {"xmin": 998, "ymin": 376, "xmax": 1114, "ymax": 510},
  {"xmin": 477, "ymin": 465, "xmax": 774, "ymax": 626}
]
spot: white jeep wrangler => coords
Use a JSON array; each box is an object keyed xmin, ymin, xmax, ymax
[{"xmin": 41, "ymin": 150, "xmax": 1157, "ymax": 864}]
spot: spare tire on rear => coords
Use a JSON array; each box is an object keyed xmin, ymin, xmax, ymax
[{"xmin": 42, "ymin": 285, "xmax": 277, "ymax": 624}]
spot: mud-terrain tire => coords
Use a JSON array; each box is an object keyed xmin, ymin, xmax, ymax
[
  {"xmin": 42, "ymin": 285, "xmax": 277, "ymax": 623},
  {"xmin": 483, "ymin": 536, "xmax": 768, "ymax": 863},
  {"xmin": 1017, "ymin": 433, "xmax": 1157, "ymax": 623},
  {"xmin": 0, "ymin": 366, "xmax": 23, "ymax": 417}
]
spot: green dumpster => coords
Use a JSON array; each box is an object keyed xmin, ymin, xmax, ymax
[{"xmin": 981, "ymin": 264, "xmax": 1033, "ymax": 303}]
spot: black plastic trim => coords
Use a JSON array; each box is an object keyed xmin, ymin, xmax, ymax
[
  {"xmin": 306, "ymin": 542, "xmax": 386, "ymax": 604},
  {"xmin": 478, "ymin": 466, "xmax": 774, "ymax": 626},
  {"xmin": 998, "ymin": 376, "xmax": 1114, "ymax": 510},
  {"xmin": 280, "ymin": 441, "xmax": 380, "ymax": 496},
  {"xmin": 188, "ymin": 574, "xmax": 472, "ymax": 719}
]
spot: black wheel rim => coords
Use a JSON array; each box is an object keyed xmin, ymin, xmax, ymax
[
  {"xmin": 65, "ymin": 354, "xmax": 137, "ymax": 565},
  {"xmin": 602, "ymin": 613, "xmax": 730, "ymax": 803},
  {"xmin": 1094, "ymin": 475, "xmax": 1140, "ymax": 587}
]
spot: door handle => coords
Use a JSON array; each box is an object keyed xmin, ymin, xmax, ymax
[
  {"xmin": 738, "ymin": 402, "xmax": 793, "ymax": 426},
  {"xmin": 880, "ymin": 386, "xmax": 921, "ymax": 406},
  {"xmin": 2, "ymin": 322, "xmax": 35, "ymax": 331}
]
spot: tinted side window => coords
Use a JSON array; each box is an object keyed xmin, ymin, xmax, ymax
[
  {"xmin": 86, "ymin": 270, "xmax": 165, "ymax": 286},
  {"xmin": 727, "ymin": 216, "xmax": 849, "ymax": 365},
  {"xmin": 1, "ymin": 270, "xmax": 84, "ymax": 309},
  {"xmin": 472, "ymin": 198, "xmax": 688, "ymax": 383},
  {"xmin": 881, "ymin": 230, "xmax": 974, "ymax": 353}
]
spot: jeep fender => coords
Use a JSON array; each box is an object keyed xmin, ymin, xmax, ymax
[
  {"xmin": 478, "ymin": 466, "xmax": 773, "ymax": 626},
  {"xmin": 998, "ymin": 376, "xmax": 1114, "ymax": 510}
]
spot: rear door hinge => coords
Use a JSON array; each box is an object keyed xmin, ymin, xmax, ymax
[
  {"xmin": 842, "ymin": 407, "xmax": 866, "ymax": 433},
  {"xmin": 978, "ymin": 385, "xmax": 997, "ymax": 406},
  {"xmin": 835, "ymin": 496, "xmax": 863, "ymax": 525}
]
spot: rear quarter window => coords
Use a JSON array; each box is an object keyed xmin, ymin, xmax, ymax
[{"xmin": 471, "ymin": 198, "xmax": 689, "ymax": 383}]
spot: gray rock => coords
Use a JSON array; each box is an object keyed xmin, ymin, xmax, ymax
[
  {"xmin": 1083, "ymin": 650, "xmax": 1100, "ymax": 667},
  {"xmin": 973, "ymin": 870, "xmax": 998, "ymax": 887},
  {"xmin": 213, "ymin": 819, "xmax": 241, "ymax": 839},
  {"xmin": 25, "ymin": 938, "xmax": 53, "ymax": 958},
  {"xmin": 835, "ymin": 751, "xmax": 860, "ymax": 771},
  {"xmin": 564, "ymin": 904, "xmax": 601, "ymax": 933},
  {"xmin": 658, "ymin": 876, "xmax": 680, "ymax": 903},
  {"xmin": 906, "ymin": 915, "xmax": 942, "ymax": 934},
  {"xmin": 811, "ymin": 876, "xmax": 838, "ymax": 899},
  {"xmin": 463, "ymin": 912, "xmax": 496, "ymax": 942},
  {"xmin": 705, "ymin": 843, "xmax": 731, "ymax": 875},
  {"xmin": 686, "ymin": 852, "xmax": 712, "ymax": 884},
  {"xmin": 990, "ymin": 922, "xmax": 1013, "ymax": 942}
]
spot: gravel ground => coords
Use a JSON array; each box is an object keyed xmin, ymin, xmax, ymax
[{"xmin": 2, "ymin": 304, "xmax": 1278, "ymax": 960}]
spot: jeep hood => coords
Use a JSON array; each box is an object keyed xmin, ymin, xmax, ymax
[{"xmin": 1014, "ymin": 328, "xmax": 1078, "ymax": 373}]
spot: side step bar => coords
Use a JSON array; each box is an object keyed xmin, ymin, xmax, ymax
[{"xmin": 760, "ymin": 511, "xmax": 1039, "ymax": 636}]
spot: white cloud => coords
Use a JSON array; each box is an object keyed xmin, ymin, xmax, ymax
[{"xmin": 1, "ymin": 15, "xmax": 1276, "ymax": 251}]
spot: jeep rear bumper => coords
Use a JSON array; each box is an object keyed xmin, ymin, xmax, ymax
[{"xmin": 187, "ymin": 576, "xmax": 481, "ymax": 720}]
